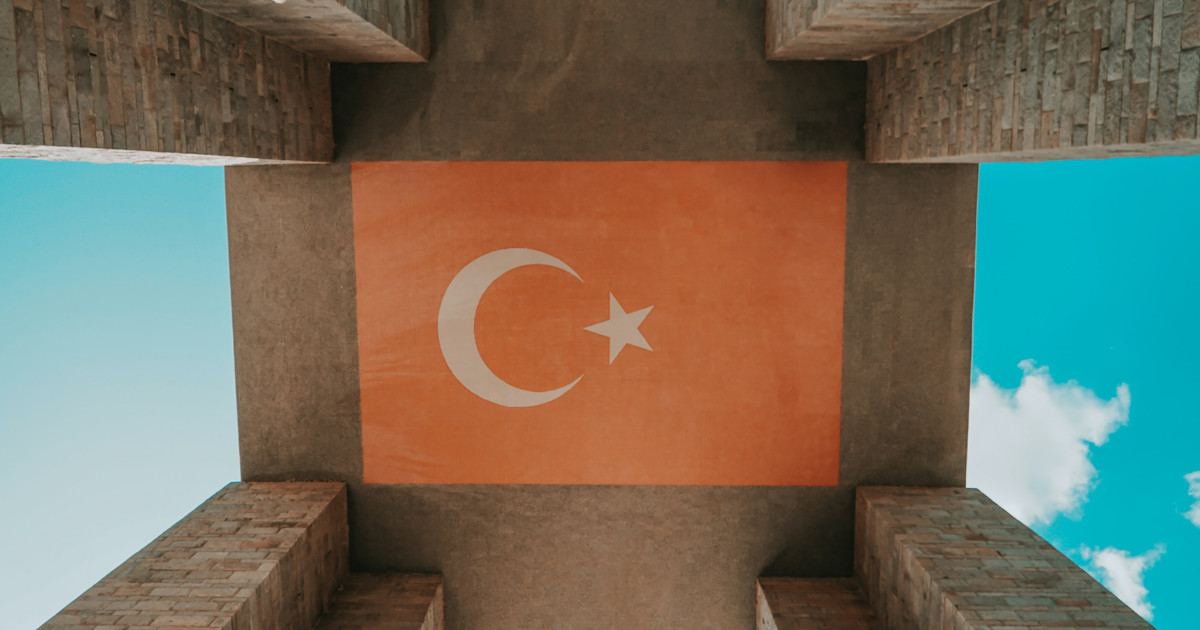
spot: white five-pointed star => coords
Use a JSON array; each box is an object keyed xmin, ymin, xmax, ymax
[{"xmin": 584, "ymin": 294, "xmax": 654, "ymax": 364}]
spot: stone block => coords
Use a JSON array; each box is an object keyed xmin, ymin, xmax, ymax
[
  {"xmin": 0, "ymin": 0, "xmax": 332, "ymax": 164},
  {"xmin": 868, "ymin": 0, "xmax": 1200, "ymax": 161},
  {"xmin": 854, "ymin": 487, "xmax": 1153, "ymax": 630},
  {"xmin": 38, "ymin": 482, "xmax": 349, "ymax": 630}
]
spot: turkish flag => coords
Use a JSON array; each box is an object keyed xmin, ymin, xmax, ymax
[{"xmin": 352, "ymin": 162, "xmax": 845, "ymax": 485}]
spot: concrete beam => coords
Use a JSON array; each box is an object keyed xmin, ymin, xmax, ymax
[
  {"xmin": 184, "ymin": 0, "xmax": 428, "ymax": 63},
  {"xmin": 766, "ymin": 0, "xmax": 999, "ymax": 60},
  {"xmin": 0, "ymin": 0, "xmax": 331, "ymax": 165},
  {"xmin": 316, "ymin": 574, "xmax": 444, "ymax": 630},
  {"xmin": 855, "ymin": 487, "xmax": 1152, "ymax": 629},
  {"xmin": 756, "ymin": 578, "xmax": 880, "ymax": 629},
  {"xmin": 867, "ymin": 0, "xmax": 1200, "ymax": 162},
  {"xmin": 39, "ymin": 482, "xmax": 349, "ymax": 630}
]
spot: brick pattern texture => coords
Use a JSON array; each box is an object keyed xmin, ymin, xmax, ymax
[
  {"xmin": 767, "ymin": 0, "xmax": 1000, "ymax": 60},
  {"xmin": 868, "ymin": 0, "xmax": 1200, "ymax": 162},
  {"xmin": 855, "ymin": 487, "xmax": 1153, "ymax": 630},
  {"xmin": 39, "ymin": 482, "xmax": 349, "ymax": 630},
  {"xmin": 0, "ymin": 0, "xmax": 332, "ymax": 164},
  {"xmin": 316, "ymin": 573, "xmax": 444, "ymax": 630},
  {"xmin": 757, "ymin": 578, "xmax": 881, "ymax": 630}
]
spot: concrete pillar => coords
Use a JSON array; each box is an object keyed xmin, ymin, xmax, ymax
[
  {"xmin": 39, "ymin": 482, "xmax": 348, "ymax": 630},
  {"xmin": 867, "ymin": 0, "xmax": 1200, "ymax": 162},
  {"xmin": 766, "ymin": 0, "xmax": 1000, "ymax": 60},
  {"xmin": 855, "ymin": 487, "xmax": 1152, "ymax": 629}
]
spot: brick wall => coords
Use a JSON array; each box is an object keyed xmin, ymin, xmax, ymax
[
  {"xmin": 39, "ymin": 482, "xmax": 348, "ymax": 630},
  {"xmin": 855, "ymin": 487, "xmax": 1152, "ymax": 630},
  {"xmin": 868, "ymin": 0, "xmax": 1200, "ymax": 161},
  {"xmin": 0, "ymin": 0, "xmax": 332, "ymax": 164}
]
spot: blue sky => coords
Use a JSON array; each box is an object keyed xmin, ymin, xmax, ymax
[
  {"xmin": 1, "ymin": 156, "xmax": 1197, "ymax": 627},
  {"xmin": 0, "ymin": 161, "xmax": 239, "ymax": 629},
  {"xmin": 970, "ymin": 156, "xmax": 1200, "ymax": 628}
]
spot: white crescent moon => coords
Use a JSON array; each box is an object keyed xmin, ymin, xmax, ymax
[{"xmin": 437, "ymin": 248, "xmax": 584, "ymax": 407}]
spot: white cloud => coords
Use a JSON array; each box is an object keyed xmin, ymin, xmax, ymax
[
  {"xmin": 1186, "ymin": 471, "xmax": 1200, "ymax": 527},
  {"xmin": 967, "ymin": 360, "xmax": 1130, "ymax": 525},
  {"xmin": 1080, "ymin": 545, "xmax": 1164, "ymax": 620}
]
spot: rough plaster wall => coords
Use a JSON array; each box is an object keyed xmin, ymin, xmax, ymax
[
  {"xmin": 0, "ymin": 0, "xmax": 331, "ymax": 163},
  {"xmin": 225, "ymin": 1, "xmax": 979, "ymax": 628},
  {"xmin": 868, "ymin": 0, "xmax": 1200, "ymax": 162}
]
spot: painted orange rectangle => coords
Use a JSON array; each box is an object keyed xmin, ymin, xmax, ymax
[{"xmin": 352, "ymin": 162, "xmax": 845, "ymax": 485}]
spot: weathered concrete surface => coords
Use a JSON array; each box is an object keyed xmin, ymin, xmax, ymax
[
  {"xmin": 868, "ymin": 0, "xmax": 1200, "ymax": 162},
  {"xmin": 38, "ymin": 482, "xmax": 348, "ymax": 630},
  {"xmin": 767, "ymin": 0, "xmax": 1001, "ymax": 60},
  {"xmin": 330, "ymin": 0, "xmax": 865, "ymax": 161},
  {"xmin": 226, "ymin": 164, "xmax": 362, "ymax": 483},
  {"xmin": 855, "ymin": 487, "xmax": 1154, "ymax": 630},
  {"xmin": 184, "ymin": 0, "xmax": 428, "ymax": 62},
  {"xmin": 316, "ymin": 574, "xmax": 444, "ymax": 630},
  {"xmin": 841, "ymin": 163, "xmax": 976, "ymax": 489},
  {"xmin": 757, "ymin": 578, "xmax": 880, "ymax": 630},
  {"xmin": 0, "ymin": 0, "xmax": 331, "ymax": 164},
  {"xmin": 226, "ymin": 1, "xmax": 979, "ymax": 628}
]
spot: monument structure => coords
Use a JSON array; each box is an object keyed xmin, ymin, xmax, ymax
[{"xmin": 4, "ymin": 0, "xmax": 1180, "ymax": 627}]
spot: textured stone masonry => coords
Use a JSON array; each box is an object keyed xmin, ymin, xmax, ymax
[
  {"xmin": 316, "ymin": 573, "xmax": 444, "ymax": 630},
  {"xmin": 0, "ymin": 0, "xmax": 332, "ymax": 164},
  {"xmin": 768, "ymin": 0, "xmax": 1002, "ymax": 60},
  {"xmin": 868, "ymin": 0, "xmax": 1200, "ymax": 161},
  {"xmin": 756, "ymin": 578, "xmax": 881, "ymax": 630},
  {"xmin": 855, "ymin": 487, "xmax": 1152, "ymax": 630},
  {"xmin": 39, "ymin": 482, "xmax": 348, "ymax": 630}
]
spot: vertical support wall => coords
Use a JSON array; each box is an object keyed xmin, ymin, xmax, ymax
[
  {"xmin": 0, "ymin": 0, "xmax": 331, "ymax": 164},
  {"xmin": 39, "ymin": 482, "xmax": 348, "ymax": 630},
  {"xmin": 868, "ymin": 0, "xmax": 1200, "ymax": 162},
  {"xmin": 855, "ymin": 487, "xmax": 1152, "ymax": 629}
]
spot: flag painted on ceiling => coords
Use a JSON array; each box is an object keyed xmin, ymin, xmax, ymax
[{"xmin": 352, "ymin": 161, "xmax": 846, "ymax": 485}]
